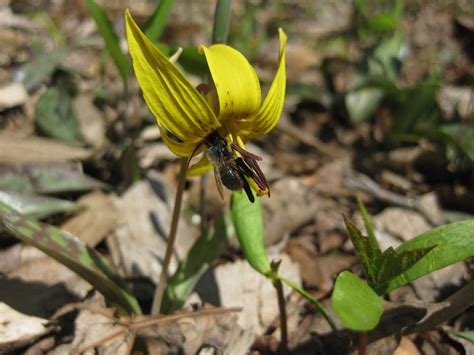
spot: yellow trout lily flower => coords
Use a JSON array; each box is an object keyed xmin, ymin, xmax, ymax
[{"xmin": 125, "ymin": 10, "xmax": 286, "ymax": 199}]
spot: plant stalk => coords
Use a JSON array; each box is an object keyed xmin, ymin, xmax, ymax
[
  {"xmin": 358, "ymin": 331, "xmax": 367, "ymax": 355},
  {"xmin": 151, "ymin": 157, "xmax": 188, "ymax": 315},
  {"xmin": 275, "ymin": 279, "xmax": 289, "ymax": 355}
]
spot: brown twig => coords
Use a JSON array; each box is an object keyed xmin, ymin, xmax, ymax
[{"xmin": 151, "ymin": 157, "xmax": 189, "ymax": 315}]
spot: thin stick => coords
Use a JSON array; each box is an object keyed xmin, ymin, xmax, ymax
[
  {"xmin": 151, "ymin": 158, "xmax": 189, "ymax": 315},
  {"xmin": 275, "ymin": 279, "xmax": 289, "ymax": 355}
]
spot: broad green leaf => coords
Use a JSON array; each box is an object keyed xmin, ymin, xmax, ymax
[
  {"xmin": 332, "ymin": 271, "xmax": 383, "ymax": 331},
  {"xmin": 86, "ymin": 0, "xmax": 130, "ymax": 82},
  {"xmin": 144, "ymin": 0, "xmax": 175, "ymax": 41},
  {"xmin": 386, "ymin": 220, "xmax": 474, "ymax": 292},
  {"xmin": 161, "ymin": 212, "xmax": 231, "ymax": 314},
  {"xmin": 17, "ymin": 47, "xmax": 67, "ymax": 90},
  {"xmin": 35, "ymin": 87, "xmax": 82, "ymax": 142},
  {"xmin": 0, "ymin": 163, "xmax": 107, "ymax": 194},
  {"xmin": 0, "ymin": 202, "xmax": 141, "ymax": 314},
  {"xmin": 0, "ymin": 190, "xmax": 77, "ymax": 219},
  {"xmin": 231, "ymin": 191, "xmax": 271, "ymax": 275},
  {"xmin": 344, "ymin": 216, "xmax": 435, "ymax": 293}
]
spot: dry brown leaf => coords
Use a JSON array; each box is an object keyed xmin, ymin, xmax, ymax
[
  {"xmin": 0, "ymin": 82, "xmax": 28, "ymax": 110},
  {"xmin": 374, "ymin": 208, "xmax": 432, "ymax": 243},
  {"xmin": 107, "ymin": 179, "xmax": 194, "ymax": 283},
  {"xmin": 394, "ymin": 336, "xmax": 420, "ymax": 355},
  {"xmin": 61, "ymin": 191, "xmax": 118, "ymax": 247},
  {"xmin": 0, "ymin": 135, "xmax": 93, "ymax": 163},
  {"xmin": 4, "ymin": 246, "xmax": 90, "ymax": 317},
  {"xmin": 73, "ymin": 95, "xmax": 106, "ymax": 149},
  {"xmin": 197, "ymin": 254, "xmax": 301, "ymax": 338},
  {"xmin": 0, "ymin": 302, "xmax": 52, "ymax": 353},
  {"xmin": 263, "ymin": 177, "xmax": 338, "ymax": 246}
]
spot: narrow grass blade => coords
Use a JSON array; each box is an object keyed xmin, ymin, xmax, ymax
[
  {"xmin": 86, "ymin": 0, "xmax": 130, "ymax": 82},
  {"xmin": 144, "ymin": 0, "xmax": 175, "ymax": 41}
]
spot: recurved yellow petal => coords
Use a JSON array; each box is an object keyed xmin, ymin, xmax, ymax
[
  {"xmin": 200, "ymin": 44, "xmax": 261, "ymax": 125},
  {"xmin": 239, "ymin": 29, "xmax": 287, "ymax": 139},
  {"xmin": 159, "ymin": 126, "xmax": 200, "ymax": 157},
  {"xmin": 125, "ymin": 10, "xmax": 220, "ymax": 146},
  {"xmin": 187, "ymin": 155, "xmax": 213, "ymax": 176}
]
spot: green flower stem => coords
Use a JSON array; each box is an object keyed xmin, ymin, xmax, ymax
[
  {"xmin": 212, "ymin": 0, "xmax": 232, "ymax": 44},
  {"xmin": 278, "ymin": 275, "xmax": 338, "ymax": 332},
  {"xmin": 151, "ymin": 157, "xmax": 188, "ymax": 315}
]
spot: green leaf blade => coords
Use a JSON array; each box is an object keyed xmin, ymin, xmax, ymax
[
  {"xmin": 0, "ymin": 164, "xmax": 107, "ymax": 194},
  {"xmin": 35, "ymin": 87, "xmax": 82, "ymax": 142},
  {"xmin": 86, "ymin": 0, "xmax": 130, "ymax": 82},
  {"xmin": 231, "ymin": 191, "xmax": 271, "ymax": 275},
  {"xmin": 144, "ymin": 0, "xmax": 175, "ymax": 41},
  {"xmin": 332, "ymin": 271, "xmax": 383, "ymax": 331},
  {"xmin": 0, "ymin": 190, "xmax": 78, "ymax": 219},
  {"xmin": 387, "ymin": 220, "xmax": 474, "ymax": 292}
]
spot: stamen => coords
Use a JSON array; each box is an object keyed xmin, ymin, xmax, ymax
[
  {"xmin": 169, "ymin": 47, "xmax": 183, "ymax": 64},
  {"xmin": 230, "ymin": 142, "xmax": 263, "ymax": 161}
]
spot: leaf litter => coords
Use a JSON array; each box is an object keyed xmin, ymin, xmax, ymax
[{"xmin": 0, "ymin": 0, "xmax": 473, "ymax": 353}]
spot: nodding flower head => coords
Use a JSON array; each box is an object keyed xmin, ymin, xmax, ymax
[{"xmin": 125, "ymin": 9, "xmax": 286, "ymax": 199}]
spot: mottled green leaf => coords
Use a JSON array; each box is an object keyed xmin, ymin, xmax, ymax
[
  {"xmin": 386, "ymin": 220, "xmax": 474, "ymax": 292},
  {"xmin": 161, "ymin": 212, "xmax": 231, "ymax": 314},
  {"xmin": 231, "ymin": 191, "xmax": 271, "ymax": 275},
  {"xmin": 0, "ymin": 190, "xmax": 78, "ymax": 219},
  {"xmin": 332, "ymin": 271, "xmax": 383, "ymax": 331},
  {"xmin": 344, "ymin": 216, "xmax": 435, "ymax": 294},
  {"xmin": 85, "ymin": 0, "xmax": 130, "ymax": 82},
  {"xmin": 17, "ymin": 47, "xmax": 67, "ymax": 90},
  {"xmin": 35, "ymin": 87, "xmax": 81, "ymax": 142},
  {"xmin": 0, "ymin": 202, "xmax": 141, "ymax": 315},
  {"xmin": 0, "ymin": 164, "xmax": 107, "ymax": 194}
]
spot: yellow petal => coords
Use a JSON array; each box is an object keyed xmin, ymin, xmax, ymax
[
  {"xmin": 125, "ymin": 10, "xmax": 220, "ymax": 147},
  {"xmin": 187, "ymin": 155, "xmax": 213, "ymax": 176},
  {"xmin": 200, "ymin": 44, "xmax": 261, "ymax": 125},
  {"xmin": 159, "ymin": 126, "xmax": 199, "ymax": 157},
  {"xmin": 239, "ymin": 29, "xmax": 287, "ymax": 139}
]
